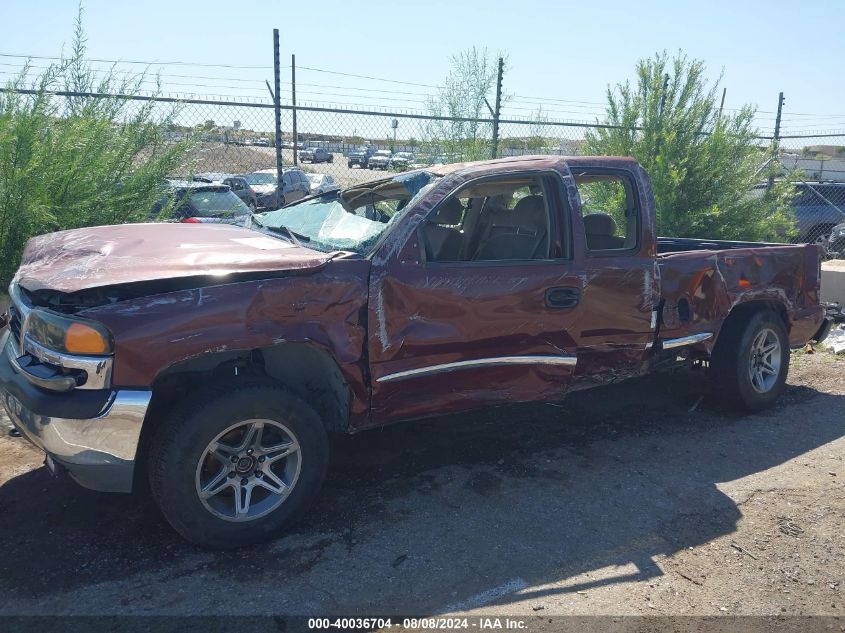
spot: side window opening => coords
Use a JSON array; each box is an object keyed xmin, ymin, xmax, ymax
[
  {"xmin": 575, "ymin": 173, "xmax": 639, "ymax": 251},
  {"xmin": 421, "ymin": 176, "xmax": 552, "ymax": 263}
]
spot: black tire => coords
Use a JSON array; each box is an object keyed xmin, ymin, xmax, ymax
[
  {"xmin": 710, "ymin": 310, "xmax": 789, "ymax": 411},
  {"xmin": 148, "ymin": 381, "xmax": 329, "ymax": 549}
]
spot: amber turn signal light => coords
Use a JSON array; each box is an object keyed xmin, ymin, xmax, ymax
[{"xmin": 64, "ymin": 322, "xmax": 110, "ymax": 354}]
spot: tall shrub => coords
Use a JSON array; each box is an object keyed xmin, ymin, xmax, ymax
[
  {"xmin": 584, "ymin": 51, "xmax": 794, "ymax": 241},
  {"xmin": 0, "ymin": 10, "xmax": 192, "ymax": 287}
]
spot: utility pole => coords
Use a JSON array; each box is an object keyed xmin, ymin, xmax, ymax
[
  {"xmin": 768, "ymin": 92, "xmax": 785, "ymax": 188},
  {"xmin": 291, "ymin": 54, "xmax": 298, "ymax": 166},
  {"xmin": 718, "ymin": 87, "xmax": 726, "ymax": 120},
  {"xmin": 272, "ymin": 29, "xmax": 284, "ymax": 196},
  {"xmin": 491, "ymin": 57, "xmax": 503, "ymax": 159}
]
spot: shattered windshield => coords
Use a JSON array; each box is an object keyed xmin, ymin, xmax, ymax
[{"xmin": 250, "ymin": 171, "xmax": 440, "ymax": 254}]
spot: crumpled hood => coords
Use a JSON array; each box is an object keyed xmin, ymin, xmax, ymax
[
  {"xmin": 250, "ymin": 184, "xmax": 277, "ymax": 194},
  {"xmin": 16, "ymin": 223, "xmax": 331, "ymax": 294}
]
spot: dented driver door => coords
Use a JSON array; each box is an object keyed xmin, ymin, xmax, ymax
[{"xmin": 366, "ymin": 183, "xmax": 586, "ymax": 426}]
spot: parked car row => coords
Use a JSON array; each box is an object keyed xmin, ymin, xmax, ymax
[
  {"xmin": 194, "ymin": 168, "xmax": 312, "ymax": 211},
  {"xmin": 154, "ymin": 167, "xmax": 335, "ymax": 224},
  {"xmin": 345, "ymin": 146, "xmax": 427, "ymax": 170},
  {"xmin": 298, "ymin": 147, "xmax": 334, "ymax": 164}
]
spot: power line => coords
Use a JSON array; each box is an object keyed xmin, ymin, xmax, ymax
[
  {"xmin": 0, "ymin": 52, "xmax": 276, "ymax": 70},
  {"xmin": 296, "ymin": 65, "xmax": 442, "ymax": 89}
]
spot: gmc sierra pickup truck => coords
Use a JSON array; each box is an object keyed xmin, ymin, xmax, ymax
[{"xmin": 0, "ymin": 156, "xmax": 832, "ymax": 548}]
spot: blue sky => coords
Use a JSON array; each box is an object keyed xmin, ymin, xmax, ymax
[{"xmin": 3, "ymin": 0, "xmax": 845, "ymax": 136}]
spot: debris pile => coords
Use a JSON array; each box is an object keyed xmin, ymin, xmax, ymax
[{"xmin": 828, "ymin": 327, "xmax": 845, "ymax": 354}]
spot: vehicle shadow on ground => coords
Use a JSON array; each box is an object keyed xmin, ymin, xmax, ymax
[{"xmin": 0, "ymin": 368, "xmax": 842, "ymax": 613}]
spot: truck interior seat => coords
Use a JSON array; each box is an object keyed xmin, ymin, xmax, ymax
[
  {"xmin": 584, "ymin": 213, "xmax": 625, "ymax": 250},
  {"xmin": 473, "ymin": 195, "xmax": 548, "ymax": 260},
  {"xmin": 423, "ymin": 197, "xmax": 464, "ymax": 261}
]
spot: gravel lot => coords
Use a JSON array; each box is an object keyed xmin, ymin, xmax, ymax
[
  {"xmin": 179, "ymin": 143, "xmax": 394, "ymax": 189},
  {"xmin": 0, "ymin": 349, "xmax": 842, "ymax": 617}
]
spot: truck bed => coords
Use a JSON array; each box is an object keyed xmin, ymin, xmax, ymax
[
  {"xmin": 655, "ymin": 239, "xmax": 824, "ymax": 350},
  {"xmin": 657, "ymin": 236, "xmax": 785, "ymax": 254}
]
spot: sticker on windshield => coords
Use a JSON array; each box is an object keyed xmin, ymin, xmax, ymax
[{"xmin": 230, "ymin": 237, "xmax": 295, "ymax": 250}]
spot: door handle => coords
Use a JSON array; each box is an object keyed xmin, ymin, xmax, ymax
[{"xmin": 545, "ymin": 286, "xmax": 580, "ymax": 309}]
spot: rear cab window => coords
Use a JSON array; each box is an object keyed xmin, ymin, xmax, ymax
[{"xmin": 573, "ymin": 171, "xmax": 640, "ymax": 252}]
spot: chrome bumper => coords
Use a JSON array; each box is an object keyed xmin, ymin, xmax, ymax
[{"xmin": 1, "ymin": 329, "xmax": 151, "ymax": 493}]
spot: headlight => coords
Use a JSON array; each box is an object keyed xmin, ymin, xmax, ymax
[{"xmin": 26, "ymin": 309, "xmax": 113, "ymax": 355}]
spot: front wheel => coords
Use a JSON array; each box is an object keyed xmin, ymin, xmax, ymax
[
  {"xmin": 148, "ymin": 381, "xmax": 329, "ymax": 548},
  {"xmin": 710, "ymin": 310, "xmax": 789, "ymax": 411}
]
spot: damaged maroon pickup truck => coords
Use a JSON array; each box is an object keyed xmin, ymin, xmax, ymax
[{"xmin": 0, "ymin": 156, "xmax": 832, "ymax": 547}]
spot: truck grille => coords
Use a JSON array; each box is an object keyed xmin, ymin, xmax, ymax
[{"xmin": 8, "ymin": 304, "xmax": 22, "ymax": 343}]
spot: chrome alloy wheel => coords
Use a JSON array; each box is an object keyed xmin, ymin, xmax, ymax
[
  {"xmin": 748, "ymin": 328, "xmax": 782, "ymax": 394},
  {"xmin": 195, "ymin": 419, "xmax": 301, "ymax": 522}
]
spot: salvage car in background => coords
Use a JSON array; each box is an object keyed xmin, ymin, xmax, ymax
[
  {"xmin": 829, "ymin": 222, "xmax": 845, "ymax": 257},
  {"xmin": 368, "ymin": 149, "xmax": 393, "ymax": 170},
  {"xmin": 222, "ymin": 176, "xmax": 260, "ymax": 211},
  {"xmin": 347, "ymin": 145, "xmax": 375, "ymax": 168},
  {"xmin": 299, "ymin": 147, "xmax": 334, "ymax": 164},
  {"xmin": 244, "ymin": 168, "xmax": 310, "ymax": 209},
  {"xmin": 154, "ymin": 181, "xmax": 251, "ymax": 225},
  {"xmin": 0, "ymin": 155, "xmax": 830, "ymax": 548},
  {"xmin": 390, "ymin": 152, "xmax": 416, "ymax": 170},
  {"xmin": 307, "ymin": 173, "xmax": 339, "ymax": 196},
  {"xmin": 754, "ymin": 181, "xmax": 845, "ymax": 247},
  {"xmin": 193, "ymin": 174, "xmax": 260, "ymax": 211}
]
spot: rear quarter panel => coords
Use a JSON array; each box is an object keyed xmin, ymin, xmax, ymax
[{"xmin": 658, "ymin": 244, "xmax": 824, "ymax": 349}]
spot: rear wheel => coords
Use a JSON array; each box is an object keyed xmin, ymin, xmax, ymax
[
  {"xmin": 148, "ymin": 381, "xmax": 329, "ymax": 548},
  {"xmin": 710, "ymin": 310, "xmax": 789, "ymax": 411}
]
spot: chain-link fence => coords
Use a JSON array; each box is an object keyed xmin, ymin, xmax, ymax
[
  {"xmin": 7, "ymin": 88, "xmax": 845, "ymax": 256},
  {"xmin": 771, "ymin": 136, "xmax": 845, "ymax": 254}
]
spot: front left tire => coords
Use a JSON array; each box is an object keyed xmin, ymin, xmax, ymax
[{"xmin": 148, "ymin": 381, "xmax": 329, "ymax": 549}]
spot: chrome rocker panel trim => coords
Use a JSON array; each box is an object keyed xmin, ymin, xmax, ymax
[
  {"xmin": 661, "ymin": 332, "xmax": 713, "ymax": 350},
  {"xmin": 377, "ymin": 355, "xmax": 578, "ymax": 384}
]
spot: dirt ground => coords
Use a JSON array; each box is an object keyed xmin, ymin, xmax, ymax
[{"xmin": 0, "ymin": 349, "xmax": 842, "ymax": 618}]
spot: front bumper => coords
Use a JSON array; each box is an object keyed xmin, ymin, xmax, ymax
[{"xmin": 0, "ymin": 329, "xmax": 151, "ymax": 492}]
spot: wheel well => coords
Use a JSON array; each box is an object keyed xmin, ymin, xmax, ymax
[
  {"xmin": 716, "ymin": 300, "xmax": 789, "ymax": 347},
  {"xmin": 134, "ymin": 344, "xmax": 350, "ymax": 492}
]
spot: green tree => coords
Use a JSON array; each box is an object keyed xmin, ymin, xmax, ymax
[
  {"xmin": 0, "ymin": 7, "xmax": 192, "ymax": 286},
  {"xmin": 425, "ymin": 47, "xmax": 508, "ymax": 161},
  {"xmin": 584, "ymin": 51, "xmax": 794, "ymax": 241}
]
